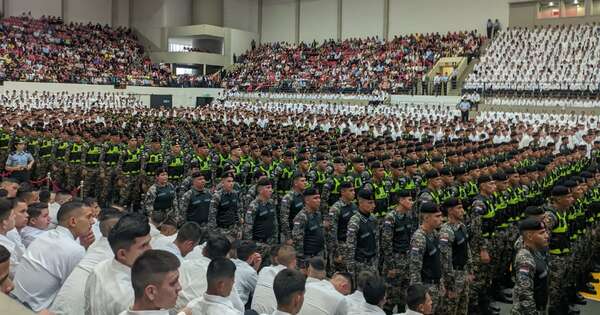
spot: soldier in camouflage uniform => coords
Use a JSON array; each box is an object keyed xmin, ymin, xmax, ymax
[
  {"xmin": 320, "ymin": 157, "xmax": 348, "ymax": 212},
  {"xmin": 143, "ymin": 167, "xmax": 181, "ymax": 226},
  {"xmin": 511, "ymin": 218, "xmax": 550, "ymax": 315},
  {"xmin": 140, "ymin": 137, "xmax": 165, "ymax": 194},
  {"xmin": 409, "ymin": 201, "xmax": 444, "ymax": 314},
  {"xmin": 208, "ymin": 171, "xmax": 242, "ymax": 240},
  {"xmin": 439, "ymin": 198, "xmax": 472, "ymax": 315},
  {"xmin": 119, "ymin": 136, "xmax": 143, "ymax": 210},
  {"xmin": 346, "ymin": 188, "xmax": 379, "ymax": 284},
  {"xmin": 348, "ymin": 157, "xmax": 370, "ymax": 189},
  {"xmin": 65, "ymin": 134, "xmax": 85, "ymax": 192},
  {"xmin": 381, "ymin": 189, "xmax": 417, "ymax": 314},
  {"xmin": 165, "ymin": 141, "xmax": 188, "ymax": 194},
  {"xmin": 0, "ymin": 128, "xmax": 12, "ymax": 171},
  {"xmin": 179, "ymin": 171, "xmax": 212, "ymax": 229},
  {"xmin": 35, "ymin": 132, "xmax": 55, "ymax": 182},
  {"xmin": 243, "ymin": 178, "xmax": 278, "ymax": 266},
  {"xmin": 272, "ymin": 150, "xmax": 296, "ymax": 197},
  {"xmin": 279, "ymin": 173, "xmax": 307, "ymax": 243},
  {"xmin": 307, "ymin": 153, "xmax": 330, "ymax": 194},
  {"xmin": 101, "ymin": 133, "xmax": 124, "ymax": 205},
  {"xmin": 325, "ymin": 181, "xmax": 356, "ymax": 274},
  {"xmin": 292, "ymin": 188, "xmax": 326, "ymax": 268},
  {"xmin": 81, "ymin": 135, "xmax": 104, "ymax": 199},
  {"xmin": 363, "ymin": 161, "xmax": 391, "ymax": 218}
]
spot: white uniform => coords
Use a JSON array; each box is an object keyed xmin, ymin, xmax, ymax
[
  {"xmin": 12, "ymin": 226, "xmax": 85, "ymax": 311},
  {"xmin": 51, "ymin": 236, "xmax": 113, "ymax": 315},
  {"xmin": 19, "ymin": 226, "xmax": 47, "ymax": 248},
  {"xmin": 84, "ymin": 259, "xmax": 133, "ymax": 315},
  {"xmin": 0, "ymin": 233, "xmax": 25, "ymax": 278},
  {"xmin": 345, "ymin": 290, "xmax": 365, "ymax": 310},
  {"xmin": 186, "ymin": 293, "xmax": 240, "ymax": 315},
  {"xmin": 232, "ymin": 258, "xmax": 258, "ymax": 306},
  {"xmin": 297, "ymin": 277, "xmax": 347, "ymax": 315},
  {"xmin": 347, "ymin": 302, "xmax": 386, "ymax": 315},
  {"xmin": 251, "ymin": 265, "xmax": 286, "ymax": 314}
]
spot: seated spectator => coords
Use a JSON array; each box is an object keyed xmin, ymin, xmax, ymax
[
  {"xmin": 347, "ymin": 274, "xmax": 386, "ymax": 315},
  {"xmin": 20, "ymin": 202, "xmax": 50, "ymax": 247},
  {"xmin": 251, "ymin": 245, "xmax": 297, "ymax": 314},
  {"xmin": 182, "ymin": 257, "xmax": 238, "ymax": 315},
  {"xmin": 297, "ymin": 257, "xmax": 347, "ymax": 315},
  {"xmin": 271, "ymin": 268, "xmax": 306, "ymax": 315},
  {"xmin": 398, "ymin": 284, "xmax": 433, "ymax": 315}
]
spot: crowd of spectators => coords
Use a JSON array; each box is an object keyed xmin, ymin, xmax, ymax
[
  {"xmin": 0, "ymin": 14, "xmax": 220, "ymax": 88},
  {"xmin": 465, "ymin": 23, "xmax": 600, "ymax": 96},
  {"xmin": 224, "ymin": 32, "xmax": 482, "ymax": 94}
]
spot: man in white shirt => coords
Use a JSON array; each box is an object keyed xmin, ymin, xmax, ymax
[
  {"xmin": 298, "ymin": 257, "xmax": 347, "ymax": 315},
  {"xmin": 84, "ymin": 213, "xmax": 152, "ymax": 315},
  {"xmin": 345, "ymin": 271, "xmax": 373, "ymax": 309},
  {"xmin": 20, "ymin": 202, "xmax": 50, "ymax": 247},
  {"xmin": 348, "ymin": 275, "xmax": 386, "ymax": 315},
  {"xmin": 268, "ymin": 268, "xmax": 306, "ymax": 315},
  {"xmin": 152, "ymin": 221, "xmax": 202, "ymax": 261},
  {"xmin": 6, "ymin": 198, "xmax": 28, "ymax": 252},
  {"xmin": 119, "ymin": 249, "xmax": 183, "ymax": 315},
  {"xmin": 12, "ymin": 200, "xmax": 94, "ymax": 311},
  {"xmin": 232, "ymin": 240, "xmax": 261, "ymax": 306},
  {"xmin": 397, "ymin": 284, "xmax": 433, "ymax": 315},
  {"xmin": 47, "ymin": 192, "xmax": 72, "ymax": 229},
  {"xmin": 252, "ymin": 245, "xmax": 297, "ymax": 314},
  {"xmin": 0, "ymin": 243, "xmax": 15, "ymax": 294},
  {"xmin": 0, "ymin": 198, "xmax": 25, "ymax": 278},
  {"xmin": 51, "ymin": 207, "xmax": 124, "ymax": 315},
  {"xmin": 183, "ymin": 258, "xmax": 239, "ymax": 315}
]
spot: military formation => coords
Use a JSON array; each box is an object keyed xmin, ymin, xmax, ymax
[{"xmin": 2, "ymin": 104, "xmax": 600, "ymax": 315}]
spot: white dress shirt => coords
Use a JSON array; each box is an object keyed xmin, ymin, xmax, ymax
[
  {"xmin": 84, "ymin": 259, "xmax": 133, "ymax": 315},
  {"xmin": 232, "ymin": 258, "xmax": 258, "ymax": 305},
  {"xmin": 19, "ymin": 225, "xmax": 47, "ymax": 248},
  {"xmin": 119, "ymin": 308, "xmax": 178, "ymax": 315},
  {"xmin": 186, "ymin": 293, "xmax": 240, "ymax": 315},
  {"xmin": 345, "ymin": 290, "xmax": 365, "ymax": 310},
  {"xmin": 48, "ymin": 202, "xmax": 60, "ymax": 229},
  {"xmin": 12, "ymin": 225, "xmax": 85, "ymax": 311},
  {"xmin": 51, "ymin": 237, "xmax": 113, "ymax": 315},
  {"xmin": 151, "ymin": 239, "xmax": 183, "ymax": 261},
  {"xmin": 348, "ymin": 302, "xmax": 386, "ymax": 315},
  {"xmin": 298, "ymin": 277, "xmax": 347, "ymax": 315},
  {"xmin": 251, "ymin": 264, "xmax": 286, "ymax": 314},
  {"xmin": 0, "ymin": 233, "xmax": 24, "ymax": 278}
]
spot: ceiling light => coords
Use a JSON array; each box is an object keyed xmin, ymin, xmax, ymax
[{"xmin": 549, "ymin": 1, "xmax": 554, "ymax": 6}]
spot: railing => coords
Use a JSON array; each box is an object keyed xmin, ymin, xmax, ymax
[{"xmin": 462, "ymin": 81, "xmax": 600, "ymax": 97}]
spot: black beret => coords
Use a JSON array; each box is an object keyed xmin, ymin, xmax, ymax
[
  {"xmin": 339, "ymin": 181, "xmax": 353, "ymax": 190},
  {"xmin": 333, "ymin": 157, "xmax": 345, "ymax": 164},
  {"xmin": 580, "ymin": 171, "xmax": 593, "ymax": 179},
  {"xmin": 551, "ymin": 185, "xmax": 569, "ymax": 197},
  {"xmin": 425, "ymin": 170, "xmax": 440, "ymax": 179},
  {"xmin": 524, "ymin": 206, "xmax": 544, "ymax": 216},
  {"xmin": 283, "ymin": 151, "xmax": 294, "ymax": 157},
  {"xmin": 431, "ymin": 156, "xmax": 443, "ymax": 163},
  {"xmin": 440, "ymin": 167, "xmax": 452, "ymax": 176},
  {"xmin": 477, "ymin": 175, "xmax": 493, "ymax": 185},
  {"xmin": 492, "ymin": 172, "xmax": 507, "ymax": 181},
  {"xmin": 404, "ymin": 159, "xmax": 416, "ymax": 166},
  {"xmin": 442, "ymin": 198, "xmax": 461, "ymax": 209},
  {"xmin": 504, "ymin": 167, "xmax": 517, "ymax": 175},
  {"xmin": 303, "ymin": 188, "xmax": 320, "ymax": 197},
  {"xmin": 420, "ymin": 202, "xmax": 440, "ymax": 214},
  {"xmin": 256, "ymin": 178, "xmax": 272, "ymax": 187},
  {"xmin": 561, "ymin": 180, "xmax": 577, "ymax": 188},
  {"xmin": 357, "ymin": 188, "xmax": 374, "ymax": 200},
  {"xmin": 397, "ymin": 189, "xmax": 411, "ymax": 198},
  {"xmin": 453, "ymin": 166, "xmax": 466, "ymax": 175},
  {"xmin": 519, "ymin": 218, "xmax": 546, "ymax": 232}
]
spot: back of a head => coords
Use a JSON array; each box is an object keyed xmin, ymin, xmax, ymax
[
  {"xmin": 362, "ymin": 275, "xmax": 386, "ymax": 306},
  {"xmin": 175, "ymin": 221, "xmax": 202, "ymax": 244},
  {"xmin": 0, "ymin": 244, "xmax": 10, "ymax": 264},
  {"xmin": 205, "ymin": 233, "xmax": 231, "ymax": 260},
  {"xmin": 108, "ymin": 213, "xmax": 150, "ymax": 255},
  {"xmin": 16, "ymin": 183, "xmax": 35, "ymax": 202},
  {"xmin": 206, "ymin": 258, "xmax": 236, "ymax": 286},
  {"xmin": 56, "ymin": 200, "xmax": 86, "ymax": 225},
  {"xmin": 276, "ymin": 245, "xmax": 296, "ymax": 268},
  {"xmin": 307, "ymin": 257, "xmax": 326, "ymax": 279},
  {"xmin": 406, "ymin": 284, "xmax": 429, "ymax": 311},
  {"xmin": 131, "ymin": 249, "xmax": 181, "ymax": 299},
  {"xmin": 273, "ymin": 269, "xmax": 306, "ymax": 308},
  {"xmin": 55, "ymin": 192, "xmax": 72, "ymax": 204},
  {"xmin": 98, "ymin": 207, "xmax": 125, "ymax": 237},
  {"xmin": 0, "ymin": 198, "xmax": 12, "ymax": 222},
  {"xmin": 38, "ymin": 189, "xmax": 51, "ymax": 203},
  {"xmin": 235, "ymin": 240, "xmax": 257, "ymax": 262}
]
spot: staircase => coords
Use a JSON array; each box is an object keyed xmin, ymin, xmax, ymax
[{"xmin": 449, "ymin": 38, "xmax": 492, "ymax": 96}]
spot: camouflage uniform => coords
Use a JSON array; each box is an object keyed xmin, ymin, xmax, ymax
[
  {"xmin": 101, "ymin": 142, "xmax": 124, "ymax": 205},
  {"xmin": 346, "ymin": 211, "xmax": 380, "ymax": 282},
  {"xmin": 279, "ymin": 190, "xmax": 304, "ymax": 242},
  {"xmin": 439, "ymin": 221, "xmax": 472, "ymax": 315},
  {"xmin": 179, "ymin": 186, "xmax": 212, "ymax": 228},
  {"xmin": 119, "ymin": 147, "xmax": 143, "ymax": 210},
  {"xmin": 511, "ymin": 247, "xmax": 549, "ymax": 315},
  {"xmin": 143, "ymin": 182, "xmax": 181, "ymax": 225},
  {"xmin": 292, "ymin": 208, "xmax": 325, "ymax": 267},
  {"xmin": 52, "ymin": 141, "xmax": 70, "ymax": 189},
  {"xmin": 244, "ymin": 197, "xmax": 279, "ymax": 266},
  {"xmin": 208, "ymin": 189, "xmax": 242, "ymax": 240},
  {"xmin": 326, "ymin": 199, "xmax": 357, "ymax": 273},
  {"xmin": 35, "ymin": 138, "xmax": 55, "ymax": 181},
  {"xmin": 81, "ymin": 143, "xmax": 104, "ymax": 198},
  {"xmin": 0, "ymin": 130, "xmax": 12, "ymax": 170},
  {"xmin": 65, "ymin": 142, "xmax": 85, "ymax": 192},
  {"xmin": 468, "ymin": 195, "xmax": 495, "ymax": 313},
  {"xmin": 272, "ymin": 162, "xmax": 296, "ymax": 196},
  {"xmin": 409, "ymin": 227, "xmax": 443, "ymax": 314},
  {"xmin": 320, "ymin": 174, "xmax": 349, "ymax": 212},
  {"xmin": 381, "ymin": 209, "xmax": 417, "ymax": 313},
  {"xmin": 544, "ymin": 207, "xmax": 570, "ymax": 314}
]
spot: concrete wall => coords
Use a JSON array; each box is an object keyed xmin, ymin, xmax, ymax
[
  {"xmin": 192, "ymin": 0, "xmax": 223, "ymax": 26},
  {"xmin": 341, "ymin": 0, "xmax": 384, "ymax": 39},
  {"xmin": 224, "ymin": 0, "xmax": 260, "ymax": 33},
  {"xmin": 261, "ymin": 0, "xmax": 298, "ymax": 43},
  {"xmin": 1, "ymin": 81, "xmax": 224, "ymax": 108},
  {"xmin": 230, "ymin": 28, "xmax": 260, "ymax": 59},
  {"xmin": 509, "ymin": 0, "xmax": 600, "ymax": 28},
  {"xmin": 4, "ymin": 0, "xmax": 62, "ymax": 18},
  {"xmin": 299, "ymin": 0, "xmax": 337, "ymax": 42},
  {"xmin": 63, "ymin": 0, "xmax": 111, "ymax": 25}
]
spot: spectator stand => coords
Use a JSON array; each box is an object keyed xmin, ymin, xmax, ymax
[{"xmin": 422, "ymin": 57, "xmax": 468, "ymax": 97}]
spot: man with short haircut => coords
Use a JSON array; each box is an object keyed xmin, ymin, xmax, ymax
[
  {"xmin": 345, "ymin": 271, "xmax": 373, "ymax": 309},
  {"xmin": 232, "ymin": 240, "xmax": 261, "ymax": 305},
  {"xmin": 84, "ymin": 213, "xmax": 152, "ymax": 315},
  {"xmin": 252, "ymin": 244, "xmax": 297, "ymax": 314},
  {"xmin": 12, "ymin": 201, "xmax": 93, "ymax": 311},
  {"xmin": 0, "ymin": 198, "xmax": 24, "ymax": 277},
  {"xmin": 348, "ymin": 275, "xmax": 386, "ymax": 315},
  {"xmin": 0, "ymin": 244, "xmax": 15, "ymax": 294},
  {"xmin": 272, "ymin": 268, "xmax": 306, "ymax": 315},
  {"xmin": 120, "ymin": 249, "xmax": 183, "ymax": 315},
  {"xmin": 6, "ymin": 198, "xmax": 28, "ymax": 253},
  {"xmin": 400, "ymin": 284, "xmax": 433, "ymax": 315},
  {"xmin": 20, "ymin": 202, "xmax": 50, "ymax": 247},
  {"xmin": 0, "ymin": 179, "xmax": 19, "ymax": 198},
  {"xmin": 298, "ymin": 257, "xmax": 348, "ymax": 315},
  {"xmin": 152, "ymin": 221, "xmax": 202, "ymax": 261},
  {"xmin": 183, "ymin": 258, "xmax": 239, "ymax": 315},
  {"xmin": 51, "ymin": 207, "xmax": 124, "ymax": 315}
]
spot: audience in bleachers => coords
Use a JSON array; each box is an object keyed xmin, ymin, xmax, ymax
[
  {"xmin": 225, "ymin": 32, "xmax": 482, "ymax": 94},
  {"xmin": 465, "ymin": 24, "xmax": 600, "ymax": 95}
]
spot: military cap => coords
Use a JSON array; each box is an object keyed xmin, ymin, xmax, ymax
[
  {"xmin": 420, "ymin": 202, "xmax": 440, "ymax": 214},
  {"xmin": 524, "ymin": 206, "xmax": 544, "ymax": 216},
  {"xmin": 550, "ymin": 185, "xmax": 569, "ymax": 197},
  {"xmin": 339, "ymin": 181, "xmax": 353, "ymax": 190},
  {"xmin": 518, "ymin": 218, "xmax": 546, "ymax": 232},
  {"xmin": 357, "ymin": 188, "xmax": 374, "ymax": 200},
  {"xmin": 256, "ymin": 178, "xmax": 272, "ymax": 187},
  {"xmin": 477, "ymin": 175, "xmax": 493, "ymax": 185},
  {"xmin": 442, "ymin": 198, "xmax": 461, "ymax": 209},
  {"xmin": 303, "ymin": 188, "xmax": 320, "ymax": 197}
]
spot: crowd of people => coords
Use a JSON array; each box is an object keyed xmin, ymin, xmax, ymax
[
  {"xmin": 0, "ymin": 14, "xmax": 220, "ymax": 88},
  {"xmin": 224, "ymin": 32, "xmax": 482, "ymax": 94},
  {"xmin": 486, "ymin": 95, "xmax": 600, "ymax": 109},
  {"xmin": 0, "ymin": 95, "xmax": 598, "ymax": 315},
  {"xmin": 225, "ymin": 91, "xmax": 388, "ymax": 103},
  {"xmin": 464, "ymin": 24, "xmax": 600, "ymax": 96}
]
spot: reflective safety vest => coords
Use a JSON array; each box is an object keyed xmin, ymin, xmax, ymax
[
  {"xmin": 0, "ymin": 133, "xmax": 10, "ymax": 149},
  {"xmin": 39, "ymin": 140, "xmax": 53, "ymax": 158},
  {"xmin": 56, "ymin": 142, "xmax": 69, "ymax": 160},
  {"xmin": 86, "ymin": 145, "xmax": 101, "ymax": 166},
  {"xmin": 168, "ymin": 155, "xmax": 185, "ymax": 179},
  {"xmin": 146, "ymin": 153, "xmax": 163, "ymax": 175},
  {"xmin": 123, "ymin": 149, "xmax": 141, "ymax": 174},
  {"xmin": 194, "ymin": 155, "xmax": 211, "ymax": 171},
  {"xmin": 69, "ymin": 143, "xmax": 83, "ymax": 163},
  {"xmin": 549, "ymin": 211, "xmax": 570, "ymax": 255},
  {"xmin": 105, "ymin": 145, "xmax": 121, "ymax": 166}
]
